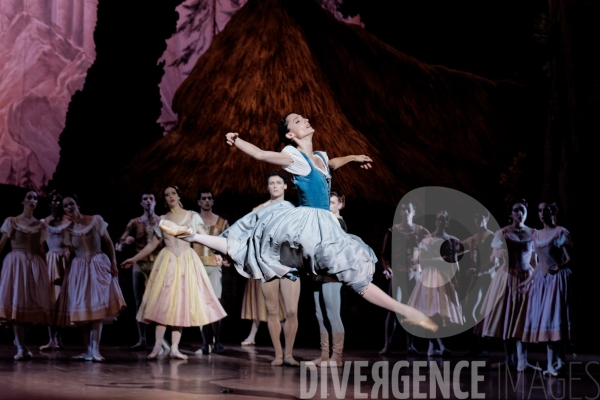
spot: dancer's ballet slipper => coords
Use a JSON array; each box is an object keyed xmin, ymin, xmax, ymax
[
  {"xmin": 92, "ymin": 354, "xmax": 105, "ymax": 362},
  {"xmin": 40, "ymin": 341, "xmax": 57, "ymax": 351},
  {"xmin": 71, "ymin": 353, "xmax": 93, "ymax": 361},
  {"xmin": 159, "ymin": 219, "xmax": 195, "ymax": 238},
  {"xmin": 271, "ymin": 355, "xmax": 283, "ymax": 366},
  {"xmin": 283, "ymin": 356, "xmax": 300, "ymax": 367},
  {"xmin": 147, "ymin": 348, "xmax": 165, "ymax": 360},
  {"xmin": 14, "ymin": 349, "xmax": 33, "ymax": 361},
  {"xmin": 170, "ymin": 351, "xmax": 188, "ymax": 360},
  {"xmin": 402, "ymin": 317, "xmax": 438, "ymax": 333},
  {"xmin": 543, "ymin": 369, "xmax": 559, "ymax": 377}
]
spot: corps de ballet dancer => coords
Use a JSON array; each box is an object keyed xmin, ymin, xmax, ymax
[
  {"xmin": 379, "ymin": 200, "xmax": 430, "ymax": 356},
  {"xmin": 477, "ymin": 198, "xmax": 541, "ymax": 372},
  {"xmin": 520, "ymin": 201, "xmax": 573, "ymax": 376},
  {"xmin": 116, "ymin": 191, "xmax": 166, "ymax": 351},
  {"xmin": 0, "ymin": 189, "xmax": 52, "ymax": 360},
  {"xmin": 121, "ymin": 185, "xmax": 227, "ymax": 360},
  {"xmin": 40, "ymin": 191, "xmax": 70, "ymax": 351},
  {"xmin": 159, "ymin": 113, "xmax": 439, "ymax": 338},
  {"xmin": 407, "ymin": 210, "xmax": 464, "ymax": 356},
  {"xmin": 54, "ymin": 194, "xmax": 126, "ymax": 361},
  {"xmin": 307, "ymin": 190, "xmax": 348, "ymax": 366},
  {"xmin": 240, "ymin": 171, "xmax": 297, "ymax": 365}
]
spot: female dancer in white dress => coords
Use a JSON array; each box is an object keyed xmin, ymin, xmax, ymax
[
  {"xmin": 161, "ymin": 113, "xmax": 438, "ymax": 333},
  {"xmin": 40, "ymin": 191, "xmax": 70, "ymax": 351},
  {"xmin": 55, "ymin": 195, "xmax": 126, "ymax": 361},
  {"xmin": 122, "ymin": 185, "xmax": 227, "ymax": 360},
  {"xmin": 478, "ymin": 198, "xmax": 541, "ymax": 372},
  {"xmin": 520, "ymin": 201, "xmax": 572, "ymax": 376},
  {"xmin": 0, "ymin": 189, "xmax": 52, "ymax": 360},
  {"xmin": 407, "ymin": 210, "xmax": 463, "ymax": 356}
]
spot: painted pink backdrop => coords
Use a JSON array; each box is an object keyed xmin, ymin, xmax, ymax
[
  {"xmin": 0, "ymin": 0, "xmax": 360, "ymax": 191},
  {"xmin": 0, "ymin": 0, "xmax": 97, "ymax": 191}
]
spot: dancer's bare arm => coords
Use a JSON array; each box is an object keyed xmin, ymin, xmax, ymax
[
  {"xmin": 328, "ymin": 155, "xmax": 373, "ymax": 170},
  {"xmin": 121, "ymin": 236, "xmax": 160, "ymax": 268},
  {"xmin": 226, "ymin": 133, "xmax": 293, "ymax": 166}
]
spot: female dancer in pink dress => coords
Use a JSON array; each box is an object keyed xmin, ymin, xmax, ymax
[
  {"xmin": 55, "ymin": 195, "xmax": 126, "ymax": 361},
  {"xmin": 478, "ymin": 198, "xmax": 540, "ymax": 372},
  {"xmin": 122, "ymin": 185, "xmax": 227, "ymax": 360},
  {"xmin": 40, "ymin": 191, "xmax": 70, "ymax": 351},
  {"xmin": 520, "ymin": 201, "xmax": 572, "ymax": 376},
  {"xmin": 0, "ymin": 189, "xmax": 52, "ymax": 360},
  {"xmin": 160, "ymin": 113, "xmax": 438, "ymax": 333}
]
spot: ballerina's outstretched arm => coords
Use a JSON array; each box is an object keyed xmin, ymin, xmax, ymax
[
  {"xmin": 328, "ymin": 155, "xmax": 373, "ymax": 170},
  {"xmin": 226, "ymin": 132, "xmax": 293, "ymax": 166}
]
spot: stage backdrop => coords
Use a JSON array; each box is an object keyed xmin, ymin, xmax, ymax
[
  {"xmin": 0, "ymin": 0, "xmax": 97, "ymax": 191},
  {"xmin": 0, "ymin": 0, "xmax": 360, "ymax": 192}
]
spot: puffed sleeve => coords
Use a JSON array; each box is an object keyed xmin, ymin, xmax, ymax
[
  {"xmin": 189, "ymin": 212, "xmax": 205, "ymax": 234},
  {"xmin": 556, "ymin": 227, "xmax": 573, "ymax": 249},
  {"xmin": 0, "ymin": 217, "xmax": 14, "ymax": 237},
  {"xmin": 281, "ymin": 146, "xmax": 311, "ymax": 176},
  {"xmin": 39, "ymin": 223, "xmax": 49, "ymax": 244},
  {"xmin": 94, "ymin": 215, "xmax": 109, "ymax": 236},
  {"xmin": 491, "ymin": 229, "xmax": 506, "ymax": 259},
  {"xmin": 153, "ymin": 218, "xmax": 163, "ymax": 239}
]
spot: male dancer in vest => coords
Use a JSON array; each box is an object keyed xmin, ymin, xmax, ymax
[
  {"xmin": 193, "ymin": 188, "xmax": 229, "ymax": 354},
  {"xmin": 380, "ymin": 200, "xmax": 430, "ymax": 355},
  {"xmin": 117, "ymin": 192, "xmax": 166, "ymax": 351}
]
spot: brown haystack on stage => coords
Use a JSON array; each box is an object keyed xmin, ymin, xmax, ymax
[{"xmin": 118, "ymin": 0, "xmax": 527, "ymax": 204}]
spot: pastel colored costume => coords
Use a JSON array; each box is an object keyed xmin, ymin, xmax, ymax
[
  {"xmin": 222, "ymin": 146, "xmax": 376, "ymax": 294},
  {"xmin": 241, "ymin": 201, "xmax": 287, "ymax": 322},
  {"xmin": 407, "ymin": 235, "xmax": 463, "ymax": 326},
  {"xmin": 192, "ymin": 216, "xmax": 229, "ymax": 298},
  {"xmin": 522, "ymin": 228, "xmax": 573, "ymax": 342},
  {"xmin": 44, "ymin": 220, "xmax": 70, "ymax": 304},
  {"xmin": 136, "ymin": 211, "xmax": 227, "ymax": 327},
  {"xmin": 55, "ymin": 216, "xmax": 126, "ymax": 325},
  {"xmin": 478, "ymin": 228, "xmax": 534, "ymax": 339},
  {"xmin": 0, "ymin": 218, "xmax": 52, "ymax": 324}
]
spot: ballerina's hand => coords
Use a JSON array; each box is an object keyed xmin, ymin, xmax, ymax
[
  {"xmin": 111, "ymin": 262, "xmax": 119, "ymax": 277},
  {"xmin": 225, "ymin": 132, "xmax": 239, "ymax": 146},
  {"xmin": 354, "ymin": 155, "xmax": 373, "ymax": 169},
  {"xmin": 121, "ymin": 258, "xmax": 135, "ymax": 269}
]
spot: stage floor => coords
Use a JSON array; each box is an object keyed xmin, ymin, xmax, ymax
[{"xmin": 1, "ymin": 342, "xmax": 599, "ymax": 399}]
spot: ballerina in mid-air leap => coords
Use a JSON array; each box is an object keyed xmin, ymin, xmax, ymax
[{"xmin": 161, "ymin": 113, "xmax": 439, "ymax": 336}]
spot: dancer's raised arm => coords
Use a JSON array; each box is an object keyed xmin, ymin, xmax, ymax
[
  {"xmin": 328, "ymin": 155, "xmax": 373, "ymax": 170},
  {"xmin": 226, "ymin": 132, "xmax": 293, "ymax": 166}
]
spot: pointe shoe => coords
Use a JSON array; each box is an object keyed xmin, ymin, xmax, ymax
[
  {"xmin": 543, "ymin": 369, "xmax": 559, "ymax": 377},
  {"xmin": 170, "ymin": 351, "xmax": 188, "ymax": 360},
  {"xmin": 92, "ymin": 354, "xmax": 105, "ymax": 362},
  {"xmin": 147, "ymin": 348, "xmax": 165, "ymax": 360},
  {"xmin": 214, "ymin": 343, "xmax": 226, "ymax": 354},
  {"xmin": 271, "ymin": 355, "xmax": 283, "ymax": 366},
  {"xmin": 241, "ymin": 339, "xmax": 255, "ymax": 346},
  {"xmin": 40, "ymin": 341, "xmax": 57, "ymax": 351},
  {"xmin": 159, "ymin": 219, "xmax": 195, "ymax": 238},
  {"xmin": 283, "ymin": 356, "xmax": 300, "ymax": 367},
  {"xmin": 72, "ymin": 353, "xmax": 93, "ymax": 361},
  {"xmin": 517, "ymin": 362, "xmax": 543, "ymax": 373},
  {"xmin": 129, "ymin": 342, "xmax": 148, "ymax": 351},
  {"xmin": 14, "ymin": 349, "xmax": 33, "ymax": 361},
  {"xmin": 403, "ymin": 317, "xmax": 438, "ymax": 333}
]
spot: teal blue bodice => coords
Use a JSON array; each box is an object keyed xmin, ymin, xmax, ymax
[{"xmin": 293, "ymin": 152, "xmax": 331, "ymax": 210}]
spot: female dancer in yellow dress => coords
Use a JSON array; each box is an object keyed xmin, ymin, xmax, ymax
[{"xmin": 122, "ymin": 185, "xmax": 227, "ymax": 360}]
